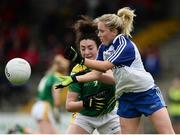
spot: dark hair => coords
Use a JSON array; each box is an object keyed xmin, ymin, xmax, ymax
[{"xmin": 74, "ymin": 15, "xmax": 100, "ymax": 49}]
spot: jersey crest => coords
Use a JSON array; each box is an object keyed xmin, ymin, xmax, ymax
[{"xmin": 103, "ymin": 45, "xmax": 115, "ymax": 60}]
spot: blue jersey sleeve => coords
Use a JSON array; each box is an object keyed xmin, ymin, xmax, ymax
[
  {"xmin": 107, "ymin": 35, "xmax": 135, "ymax": 67},
  {"xmin": 96, "ymin": 45, "xmax": 104, "ymax": 61}
]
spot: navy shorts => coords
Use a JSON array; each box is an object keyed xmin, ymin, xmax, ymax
[{"xmin": 117, "ymin": 86, "xmax": 166, "ymax": 118}]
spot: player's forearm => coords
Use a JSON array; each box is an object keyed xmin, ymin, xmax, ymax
[
  {"xmin": 66, "ymin": 101, "xmax": 83, "ymax": 112},
  {"xmin": 53, "ymin": 86, "xmax": 61, "ymax": 107},
  {"xmin": 54, "ymin": 100, "xmax": 60, "ymax": 108},
  {"xmin": 84, "ymin": 59, "xmax": 113, "ymax": 72},
  {"xmin": 76, "ymin": 70, "xmax": 101, "ymax": 82}
]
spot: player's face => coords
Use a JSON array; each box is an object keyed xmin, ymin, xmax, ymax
[
  {"xmin": 53, "ymin": 55, "xmax": 69, "ymax": 73},
  {"xmin": 97, "ymin": 21, "xmax": 117, "ymax": 46},
  {"xmin": 80, "ymin": 39, "xmax": 98, "ymax": 60},
  {"xmin": 53, "ymin": 56, "xmax": 62, "ymax": 71}
]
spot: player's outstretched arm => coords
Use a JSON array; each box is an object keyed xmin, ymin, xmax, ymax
[
  {"xmin": 55, "ymin": 76, "xmax": 75, "ymax": 89},
  {"xmin": 55, "ymin": 70, "xmax": 115, "ymax": 89},
  {"xmin": 55, "ymin": 71, "xmax": 100, "ymax": 89}
]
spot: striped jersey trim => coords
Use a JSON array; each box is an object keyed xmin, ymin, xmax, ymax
[{"xmin": 107, "ymin": 35, "xmax": 127, "ymax": 62}]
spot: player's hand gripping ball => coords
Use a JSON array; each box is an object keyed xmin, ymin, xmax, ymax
[{"xmin": 5, "ymin": 58, "xmax": 31, "ymax": 85}]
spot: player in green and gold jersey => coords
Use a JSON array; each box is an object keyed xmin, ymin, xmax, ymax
[
  {"xmin": 65, "ymin": 16, "xmax": 120, "ymax": 134},
  {"xmin": 31, "ymin": 55, "xmax": 69, "ymax": 133}
]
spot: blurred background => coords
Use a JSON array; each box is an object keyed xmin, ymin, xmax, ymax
[{"xmin": 0, "ymin": 0, "xmax": 180, "ymax": 133}]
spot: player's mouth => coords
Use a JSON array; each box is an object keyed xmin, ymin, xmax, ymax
[{"xmin": 85, "ymin": 56, "xmax": 93, "ymax": 60}]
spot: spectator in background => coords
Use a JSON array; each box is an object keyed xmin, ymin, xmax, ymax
[
  {"xmin": 40, "ymin": 10, "xmax": 62, "ymax": 42},
  {"xmin": 42, "ymin": 34, "xmax": 65, "ymax": 70},
  {"xmin": 168, "ymin": 74, "xmax": 180, "ymax": 133},
  {"xmin": 0, "ymin": 36, "xmax": 5, "ymax": 63},
  {"xmin": 143, "ymin": 45, "xmax": 161, "ymax": 78},
  {"xmin": 94, "ymin": 0, "xmax": 114, "ymax": 17},
  {"xmin": 15, "ymin": 24, "xmax": 30, "ymax": 47},
  {"xmin": 20, "ymin": 40, "xmax": 40, "ymax": 70},
  {"xmin": 6, "ymin": 38, "xmax": 22, "ymax": 60}
]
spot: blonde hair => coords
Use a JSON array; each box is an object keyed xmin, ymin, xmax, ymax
[{"xmin": 95, "ymin": 7, "xmax": 136, "ymax": 37}]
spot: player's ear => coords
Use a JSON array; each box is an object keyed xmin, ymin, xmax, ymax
[{"xmin": 111, "ymin": 29, "xmax": 118, "ymax": 37}]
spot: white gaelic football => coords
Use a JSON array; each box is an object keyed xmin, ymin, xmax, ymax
[{"xmin": 5, "ymin": 58, "xmax": 31, "ymax": 85}]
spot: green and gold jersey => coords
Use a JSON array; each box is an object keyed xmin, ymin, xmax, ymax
[
  {"xmin": 69, "ymin": 64, "xmax": 116, "ymax": 117},
  {"xmin": 37, "ymin": 72, "xmax": 62, "ymax": 107}
]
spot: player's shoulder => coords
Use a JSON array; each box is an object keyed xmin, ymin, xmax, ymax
[
  {"xmin": 71, "ymin": 64, "xmax": 88, "ymax": 74},
  {"xmin": 44, "ymin": 72, "xmax": 62, "ymax": 82},
  {"xmin": 113, "ymin": 34, "xmax": 128, "ymax": 45}
]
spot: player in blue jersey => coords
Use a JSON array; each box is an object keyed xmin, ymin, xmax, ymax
[
  {"xmin": 56, "ymin": 7, "xmax": 174, "ymax": 134},
  {"xmin": 65, "ymin": 16, "xmax": 120, "ymax": 134}
]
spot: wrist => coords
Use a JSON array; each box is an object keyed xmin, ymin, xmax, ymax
[{"xmin": 71, "ymin": 75, "xmax": 78, "ymax": 83}]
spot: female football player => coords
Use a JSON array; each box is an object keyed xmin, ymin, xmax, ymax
[
  {"xmin": 56, "ymin": 7, "xmax": 174, "ymax": 134},
  {"xmin": 65, "ymin": 16, "xmax": 121, "ymax": 134},
  {"xmin": 31, "ymin": 54, "xmax": 69, "ymax": 133}
]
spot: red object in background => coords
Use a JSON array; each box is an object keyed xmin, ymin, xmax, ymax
[
  {"xmin": 20, "ymin": 44, "xmax": 39, "ymax": 67},
  {"xmin": 0, "ymin": 7, "xmax": 15, "ymax": 23},
  {"xmin": 15, "ymin": 25, "xmax": 30, "ymax": 43},
  {"xmin": 6, "ymin": 38, "xmax": 22, "ymax": 60}
]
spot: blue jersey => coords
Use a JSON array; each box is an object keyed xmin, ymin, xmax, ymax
[{"xmin": 97, "ymin": 34, "xmax": 154, "ymax": 97}]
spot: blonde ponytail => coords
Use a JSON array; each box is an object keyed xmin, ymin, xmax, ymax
[{"xmin": 117, "ymin": 7, "xmax": 136, "ymax": 37}]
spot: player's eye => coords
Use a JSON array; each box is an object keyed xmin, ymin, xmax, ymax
[
  {"xmin": 81, "ymin": 48, "xmax": 85, "ymax": 51},
  {"xmin": 99, "ymin": 29, "xmax": 104, "ymax": 33}
]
